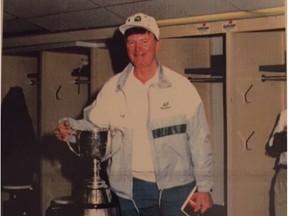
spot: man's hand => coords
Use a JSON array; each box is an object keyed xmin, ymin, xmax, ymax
[
  {"xmin": 189, "ymin": 192, "xmax": 213, "ymax": 214},
  {"xmin": 54, "ymin": 120, "xmax": 73, "ymax": 142}
]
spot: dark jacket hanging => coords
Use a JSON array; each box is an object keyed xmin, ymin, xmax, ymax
[{"xmin": 1, "ymin": 86, "xmax": 38, "ymax": 185}]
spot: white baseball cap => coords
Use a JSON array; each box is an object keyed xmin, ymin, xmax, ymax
[{"xmin": 119, "ymin": 13, "xmax": 160, "ymax": 40}]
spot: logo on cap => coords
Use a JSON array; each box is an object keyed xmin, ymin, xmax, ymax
[{"xmin": 134, "ymin": 16, "xmax": 142, "ymax": 22}]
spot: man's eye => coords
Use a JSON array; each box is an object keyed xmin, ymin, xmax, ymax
[{"xmin": 127, "ymin": 41, "xmax": 135, "ymax": 46}]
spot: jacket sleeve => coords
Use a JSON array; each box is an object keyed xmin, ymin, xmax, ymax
[
  {"xmin": 83, "ymin": 86, "xmax": 111, "ymax": 129},
  {"xmin": 187, "ymin": 102, "xmax": 213, "ymax": 192}
]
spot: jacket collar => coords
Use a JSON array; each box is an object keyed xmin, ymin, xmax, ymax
[{"xmin": 116, "ymin": 63, "xmax": 172, "ymax": 92}]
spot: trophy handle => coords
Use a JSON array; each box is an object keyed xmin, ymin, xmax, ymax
[
  {"xmin": 101, "ymin": 127, "xmax": 124, "ymax": 162},
  {"xmin": 65, "ymin": 130, "xmax": 81, "ymax": 157},
  {"xmin": 66, "ymin": 140, "xmax": 81, "ymax": 157}
]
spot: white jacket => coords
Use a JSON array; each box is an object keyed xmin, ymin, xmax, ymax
[{"xmin": 71, "ymin": 63, "xmax": 213, "ymax": 200}]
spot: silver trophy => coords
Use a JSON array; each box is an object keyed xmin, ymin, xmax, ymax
[{"xmin": 66, "ymin": 127, "xmax": 123, "ymax": 215}]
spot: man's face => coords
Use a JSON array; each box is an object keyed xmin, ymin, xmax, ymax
[{"xmin": 126, "ymin": 31, "xmax": 160, "ymax": 70}]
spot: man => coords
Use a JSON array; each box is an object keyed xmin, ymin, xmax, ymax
[{"xmin": 55, "ymin": 13, "xmax": 213, "ymax": 216}]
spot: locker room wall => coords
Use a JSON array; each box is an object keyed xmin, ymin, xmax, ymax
[{"xmin": 1, "ymin": 15, "xmax": 285, "ymax": 216}]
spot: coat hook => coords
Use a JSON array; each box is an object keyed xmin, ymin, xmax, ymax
[
  {"xmin": 237, "ymin": 130, "xmax": 255, "ymax": 150},
  {"xmin": 56, "ymin": 85, "xmax": 62, "ymax": 100},
  {"xmin": 29, "ymin": 80, "xmax": 39, "ymax": 85},
  {"xmin": 244, "ymin": 84, "xmax": 253, "ymax": 103},
  {"xmin": 245, "ymin": 131, "xmax": 255, "ymax": 150},
  {"xmin": 27, "ymin": 73, "xmax": 39, "ymax": 85}
]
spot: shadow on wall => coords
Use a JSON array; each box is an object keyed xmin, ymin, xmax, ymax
[
  {"xmin": 40, "ymin": 134, "xmax": 115, "ymax": 202},
  {"xmin": 106, "ymin": 30, "xmax": 130, "ymax": 75},
  {"xmin": 40, "ymin": 134, "xmax": 84, "ymax": 196}
]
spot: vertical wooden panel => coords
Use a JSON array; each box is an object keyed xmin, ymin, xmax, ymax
[
  {"xmin": 39, "ymin": 51, "xmax": 89, "ymax": 215},
  {"xmin": 226, "ymin": 30, "xmax": 286, "ymax": 216}
]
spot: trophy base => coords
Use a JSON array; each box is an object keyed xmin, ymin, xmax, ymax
[
  {"xmin": 46, "ymin": 196, "xmax": 119, "ymax": 216},
  {"xmin": 80, "ymin": 179, "xmax": 112, "ymax": 205},
  {"xmin": 80, "ymin": 206, "xmax": 118, "ymax": 216}
]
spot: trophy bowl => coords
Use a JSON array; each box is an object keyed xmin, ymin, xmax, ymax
[{"xmin": 78, "ymin": 130, "xmax": 108, "ymax": 160}]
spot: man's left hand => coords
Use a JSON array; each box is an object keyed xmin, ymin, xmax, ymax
[{"xmin": 189, "ymin": 192, "xmax": 213, "ymax": 214}]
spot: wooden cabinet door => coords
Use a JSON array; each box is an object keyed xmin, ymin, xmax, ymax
[{"xmin": 227, "ymin": 30, "xmax": 286, "ymax": 216}]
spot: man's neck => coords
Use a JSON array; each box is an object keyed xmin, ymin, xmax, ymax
[{"xmin": 133, "ymin": 64, "xmax": 158, "ymax": 84}]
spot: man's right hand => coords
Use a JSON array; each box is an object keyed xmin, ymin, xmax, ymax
[{"xmin": 55, "ymin": 120, "xmax": 73, "ymax": 142}]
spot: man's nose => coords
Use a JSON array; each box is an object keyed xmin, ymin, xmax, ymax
[{"xmin": 134, "ymin": 42, "xmax": 142, "ymax": 52}]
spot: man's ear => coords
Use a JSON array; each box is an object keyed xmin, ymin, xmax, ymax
[{"xmin": 156, "ymin": 40, "xmax": 161, "ymax": 51}]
